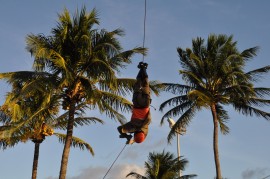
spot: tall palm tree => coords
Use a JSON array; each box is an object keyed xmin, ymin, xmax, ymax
[
  {"xmin": 126, "ymin": 150, "xmax": 197, "ymax": 179},
  {"xmin": 0, "ymin": 84, "xmax": 57, "ymax": 179},
  {"xmin": 159, "ymin": 34, "xmax": 270, "ymax": 179},
  {"xmin": 0, "ymin": 81, "xmax": 99, "ymax": 179},
  {"xmin": 24, "ymin": 6, "xmax": 151, "ymax": 179}
]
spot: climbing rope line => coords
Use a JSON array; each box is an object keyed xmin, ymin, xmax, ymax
[
  {"xmin": 142, "ymin": 0, "xmax": 147, "ymax": 62},
  {"xmin": 102, "ymin": 143, "xmax": 127, "ymax": 179},
  {"xmin": 103, "ymin": 2, "xmax": 147, "ymax": 178}
]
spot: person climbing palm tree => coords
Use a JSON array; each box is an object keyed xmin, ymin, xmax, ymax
[{"xmin": 117, "ymin": 62, "xmax": 151, "ymax": 144}]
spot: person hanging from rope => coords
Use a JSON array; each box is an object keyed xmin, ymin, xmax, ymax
[{"xmin": 117, "ymin": 62, "xmax": 151, "ymax": 144}]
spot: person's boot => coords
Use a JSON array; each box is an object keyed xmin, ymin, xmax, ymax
[
  {"xmin": 137, "ymin": 62, "xmax": 144, "ymax": 69},
  {"xmin": 118, "ymin": 126, "xmax": 132, "ymax": 139},
  {"xmin": 118, "ymin": 126, "xmax": 127, "ymax": 138},
  {"xmin": 143, "ymin": 62, "xmax": 148, "ymax": 69},
  {"xmin": 120, "ymin": 133, "xmax": 132, "ymax": 139}
]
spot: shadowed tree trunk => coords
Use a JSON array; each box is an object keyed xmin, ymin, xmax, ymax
[
  {"xmin": 211, "ymin": 104, "xmax": 222, "ymax": 179},
  {"xmin": 32, "ymin": 142, "xmax": 41, "ymax": 179},
  {"xmin": 59, "ymin": 100, "xmax": 76, "ymax": 179}
]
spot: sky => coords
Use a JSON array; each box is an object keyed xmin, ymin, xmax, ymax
[{"xmin": 0, "ymin": 0, "xmax": 270, "ymax": 179}]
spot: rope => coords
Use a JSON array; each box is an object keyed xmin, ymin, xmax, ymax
[
  {"xmin": 102, "ymin": 143, "xmax": 127, "ymax": 179},
  {"xmin": 142, "ymin": 0, "xmax": 147, "ymax": 62}
]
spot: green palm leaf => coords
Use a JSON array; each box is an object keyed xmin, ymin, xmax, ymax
[{"xmin": 54, "ymin": 132, "xmax": 94, "ymax": 155}]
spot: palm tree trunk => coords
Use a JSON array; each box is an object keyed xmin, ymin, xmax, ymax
[
  {"xmin": 59, "ymin": 101, "xmax": 76, "ymax": 179},
  {"xmin": 210, "ymin": 104, "xmax": 222, "ymax": 179},
  {"xmin": 32, "ymin": 142, "xmax": 40, "ymax": 179}
]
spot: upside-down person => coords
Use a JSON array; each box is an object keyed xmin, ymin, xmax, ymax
[{"xmin": 117, "ymin": 62, "xmax": 151, "ymax": 144}]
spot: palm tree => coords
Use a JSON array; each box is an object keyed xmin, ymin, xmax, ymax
[
  {"xmin": 159, "ymin": 34, "xmax": 270, "ymax": 179},
  {"xmin": 126, "ymin": 150, "xmax": 197, "ymax": 179},
  {"xmin": 24, "ymin": 6, "xmax": 151, "ymax": 179},
  {"xmin": 0, "ymin": 85, "xmax": 57, "ymax": 179},
  {"xmin": 0, "ymin": 82, "xmax": 99, "ymax": 179}
]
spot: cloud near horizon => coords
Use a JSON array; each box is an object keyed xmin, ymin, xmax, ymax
[
  {"xmin": 70, "ymin": 164, "xmax": 145, "ymax": 179},
  {"xmin": 46, "ymin": 164, "xmax": 144, "ymax": 179}
]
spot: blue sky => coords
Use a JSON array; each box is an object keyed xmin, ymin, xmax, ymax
[{"xmin": 1, "ymin": 1, "xmax": 270, "ymax": 179}]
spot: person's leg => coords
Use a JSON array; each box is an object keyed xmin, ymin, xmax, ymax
[
  {"xmin": 117, "ymin": 126, "xmax": 130, "ymax": 138},
  {"xmin": 133, "ymin": 62, "xmax": 150, "ymax": 108},
  {"xmin": 136, "ymin": 67, "xmax": 148, "ymax": 80}
]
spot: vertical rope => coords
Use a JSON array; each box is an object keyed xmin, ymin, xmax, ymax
[
  {"xmin": 102, "ymin": 143, "xmax": 127, "ymax": 179},
  {"xmin": 142, "ymin": 0, "xmax": 147, "ymax": 62}
]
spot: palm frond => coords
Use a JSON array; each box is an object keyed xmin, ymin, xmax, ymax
[
  {"xmin": 246, "ymin": 97, "xmax": 270, "ymax": 107},
  {"xmin": 96, "ymin": 98, "xmax": 128, "ymax": 124},
  {"xmin": 99, "ymin": 78, "xmax": 135, "ymax": 96},
  {"xmin": 149, "ymin": 80, "xmax": 164, "ymax": 96},
  {"xmin": 160, "ymin": 83, "xmax": 193, "ymax": 95},
  {"xmin": 253, "ymin": 87, "xmax": 270, "ymax": 97},
  {"xmin": 54, "ymin": 132, "xmax": 94, "ymax": 156},
  {"xmin": 126, "ymin": 172, "xmax": 146, "ymax": 179},
  {"xmin": 0, "ymin": 137, "xmax": 19, "ymax": 150},
  {"xmin": 167, "ymin": 105, "xmax": 197, "ymax": 143},
  {"xmin": 0, "ymin": 125, "xmax": 26, "ymax": 150},
  {"xmin": 160, "ymin": 100, "xmax": 193, "ymax": 125},
  {"xmin": 245, "ymin": 65, "xmax": 270, "ymax": 82},
  {"xmin": 96, "ymin": 90, "xmax": 133, "ymax": 116},
  {"xmin": 54, "ymin": 116, "xmax": 104, "ymax": 130},
  {"xmin": 240, "ymin": 46, "xmax": 259, "ymax": 60},
  {"xmin": 159, "ymin": 95, "xmax": 189, "ymax": 114},
  {"xmin": 0, "ymin": 109, "xmax": 10, "ymax": 124},
  {"xmin": 215, "ymin": 104, "xmax": 230, "ymax": 135},
  {"xmin": 233, "ymin": 103, "xmax": 270, "ymax": 120},
  {"xmin": 108, "ymin": 47, "xmax": 147, "ymax": 72}
]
